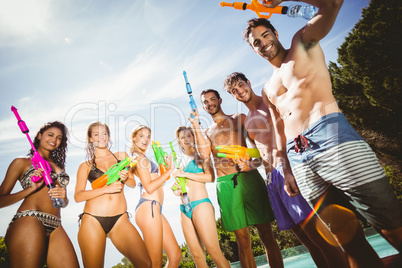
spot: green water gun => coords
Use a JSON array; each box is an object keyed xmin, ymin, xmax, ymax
[
  {"xmin": 170, "ymin": 142, "xmax": 192, "ymax": 213},
  {"xmin": 152, "ymin": 141, "xmax": 168, "ymax": 175},
  {"xmin": 91, "ymin": 156, "xmax": 137, "ymax": 189}
]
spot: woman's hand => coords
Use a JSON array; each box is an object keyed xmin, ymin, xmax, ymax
[
  {"xmin": 172, "ymin": 168, "xmax": 185, "ymax": 178},
  {"xmin": 171, "ymin": 181, "xmax": 182, "ymax": 196},
  {"xmin": 30, "ymin": 168, "xmax": 45, "ymax": 192},
  {"xmin": 165, "ymin": 155, "xmax": 174, "ymax": 170},
  {"xmin": 118, "ymin": 169, "xmax": 129, "ymax": 183},
  {"xmin": 48, "ymin": 184, "xmax": 66, "ymax": 199},
  {"xmin": 103, "ymin": 181, "xmax": 123, "ymax": 194}
]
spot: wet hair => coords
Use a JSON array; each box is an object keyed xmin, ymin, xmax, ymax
[
  {"xmin": 175, "ymin": 126, "xmax": 194, "ymax": 151},
  {"xmin": 130, "ymin": 125, "xmax": 151, "ymax": 154},
  {"xmin": 243, "ymin": 18, "xmax": 277, "ymax": 45},
  {"xmin": 28, "ymin": 121, "xmax": 68, "ymax": 169},
  {"xmin": 223, "ymin": 72, "xmax": 249, "ymax": 93},
  {"xmin": 85, "ymin": 121, "xmax": 112, "ymax": 164},
  {"xmin": 200, "ymin": 89, "xmax": 221, "ymax": 100}
]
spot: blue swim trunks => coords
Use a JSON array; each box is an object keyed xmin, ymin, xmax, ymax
[
  {"xmin": 286, "ymin": 113, "xmax": 402, "ymax": 230},
  {"xmin": 266, "ymin": 163, "xmax": 313, "ymax": 231}
]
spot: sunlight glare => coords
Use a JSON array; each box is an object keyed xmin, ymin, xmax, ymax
[{"xmin": 0, "ymin": 0, "xmax": 50, "ymax": 36}]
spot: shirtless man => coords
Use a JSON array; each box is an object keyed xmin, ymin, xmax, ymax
[
  {"xmin": 243, "ymin": 0, "xmax": 402, "ymax": 267},
  {"xmin": 224, "ymin": 71, "xmax": 349, "ymax": 268},
  {"xmin": 189, "ymin": 89, "xmax": 283, "ymax": 268}
]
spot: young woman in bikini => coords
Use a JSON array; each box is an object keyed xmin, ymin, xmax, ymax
[
  {"xmin": 0, "ymin": 121, "xmax": 79, "ymax": 267},
  {"xmin": 172, "ymin": 126, "xmax": 230, "ymax": 268},
  {"xmin": 130, "ymin": 125, "xmax": 181, "ymax": 268},
  {"xmin": 74, "ymin": 121, "xmax": 151, "ymax": 268}
]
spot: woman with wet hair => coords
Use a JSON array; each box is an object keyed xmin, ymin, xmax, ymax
[
  {"xmin": 75, "ymin": 121, "xmax": 151, "ymax": 268},
  {"xmin": 130, "ymin": 125, "xmax": 181, "ymax": 268},
  {"xmin": 172, "ymin": 125, "xmax": 230, "ymax": 268},
  {"xmin": 0, "ymin": 121, "xmax": 79, "ymax": 268}
]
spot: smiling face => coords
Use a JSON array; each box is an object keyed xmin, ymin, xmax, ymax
[
  {"xmin": 133, "ymin": 128, "xmax": 151, "ymax": 152},
  {"xmin": 38, "ymin": 127, "xmax": 63, "ymax": 151},
  {"xmin": 201, "ymin": 91, "xmax": 222, "ymax": 116},
  {"xmin": 178, "ymin": 128, "xmax": 194, "ymax": 152},
  {"xmin": 90, "ymin": 125, "xmax": 109, "ymax": 149},
  {"xmin": 227, "ymin": 78, "xmax": 253, "ymax": 103},
  {"xmin": 249, "ymin": 25, "xmax": 280, "ymax": 61}
]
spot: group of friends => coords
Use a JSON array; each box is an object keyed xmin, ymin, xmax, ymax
[{"xmin": 1, "ymin": 0, "xmax": 401, "ymax": 267}]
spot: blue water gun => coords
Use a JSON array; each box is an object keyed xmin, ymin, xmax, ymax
[{"xmin": 183, "ymin": 70, "xmax": 200, "ymax": 124}]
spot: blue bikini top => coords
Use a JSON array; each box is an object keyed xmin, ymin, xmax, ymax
[
  {"xmin": 183, "ymin": 159, "xmax": 203, "ymax": 174},
  {"xmin": 148, "ymin": 157, "xmax": 159, "ymax": 174}
]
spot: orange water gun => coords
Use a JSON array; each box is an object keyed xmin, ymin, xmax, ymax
[
  {"xmin": 216, "ymin": 145, "xmax": 261, "ymax": 169},
  {"xmin": 220, "ymin": 0, "xmax": 286, "ymax": 19},
  {"xmin": 91, "ymin": 157, "xmax": 137, "ymax": 189}
]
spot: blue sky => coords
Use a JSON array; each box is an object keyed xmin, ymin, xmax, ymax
[{"xmin": 0, "ymin": 0, "xmax": 370, "ymax": 267}]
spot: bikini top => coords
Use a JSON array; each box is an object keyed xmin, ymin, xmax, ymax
[
  {"xmin": 149, "ymin": 158, "xmax": 159, "ymax": 174},
  {"xmin": 87, "ymin": 153, "xmax": 120, "ymax": 183},
  {"xmin": 183, "ymin": 159, "xmax": 203, "ymax": 174},
  {"xmin": 20, "ymin": 165, "xmax": 70, "ymax": 189},
  {"xmin": 138, "ymin": 156, "xmax": 160, "ymax": 196},
  {"xmin": 132, "ymin": 151, "xmax": 158, "ymax": 174}
]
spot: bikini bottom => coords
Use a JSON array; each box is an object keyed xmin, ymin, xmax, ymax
[
  {"xmin": 10, "ymin": 210, "xmax": 61, "ymax": 236},
  {"xmin": 78, "ymin": 212, "xmax": 128, "ymax": 234},
  {"xmin": 180, "ymin": 198, "xmax": 212, "ymax": 220},
  {"xmin": 135, "ymin": 197, "xmax": 162, "ymax": 218}
]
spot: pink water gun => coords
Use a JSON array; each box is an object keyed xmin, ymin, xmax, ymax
[{"xmin": 11, "ymin": 106, "xmax": 65, "ymax": 208}]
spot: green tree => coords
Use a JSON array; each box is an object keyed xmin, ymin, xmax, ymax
[
  {"xmin": 330, "ymin": 0, "xmax": 402, "ymax": 138},
  {"xmin": 329, "ymin": 0, "xmax": 402, "ymax": 184},
  {"xmin": 0, "ymin": 237, "xmax": 10, "ymax": 268}
]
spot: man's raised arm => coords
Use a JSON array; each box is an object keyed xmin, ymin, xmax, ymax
[
  {"xmin": 263, "ymin": 0, "xmax": 344, "ymax": 46},
  {"xmin": 189, "ymin": 109, "xmax": 212, "ymax": 159}
]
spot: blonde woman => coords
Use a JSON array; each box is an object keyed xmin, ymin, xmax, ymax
[
  {"xmin": 74, "ymin": 121, "xmax": 151, "ymax": 268},
  {"xmin": 172, "ymin": 126, "xmax": 230, "ymax": 268},
  {"xmin": 130, "ymin": 125, "xmax": 181, "ymax": 268}
]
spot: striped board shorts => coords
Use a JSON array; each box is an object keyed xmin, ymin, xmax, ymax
[{"xmin": 286, "ymin": 113, "xmax": 402, "ymax": 230}]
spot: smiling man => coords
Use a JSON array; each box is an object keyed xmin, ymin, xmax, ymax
[
  {"xmin": 243, "ymin": 0, "xmax": 402, "ymax": 267},
  {"xmin": 224, "ymin": 71, "xmax": 348, "ymax": 268},
  {"xmin": 188, "ymin": 89, "xmax": 283, "ymax": 268}
]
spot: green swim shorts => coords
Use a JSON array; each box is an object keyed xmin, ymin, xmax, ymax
[{"xmin": 217, "ymin": 169, "xmax": 275, "ymax": 231}]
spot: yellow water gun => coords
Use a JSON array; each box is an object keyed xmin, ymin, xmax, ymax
[{"xmin": 216, "ymin": 145, "xmax": 261, "ymax": 169}]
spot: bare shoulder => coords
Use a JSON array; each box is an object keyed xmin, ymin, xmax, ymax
[
  {"xmin": 78, "ymin": 160, "xmax": 91, "ymax": 172},
  {"xmin": 232, "ymin": 113, "xmax": 246, "ymax": 120},
  {"xmin": 10, "ymin": 157, "xmax": 32, "ymax": 171},
  {"xmin": 116, "ymin": 151, "xmax": 129, "ymax": 159}
]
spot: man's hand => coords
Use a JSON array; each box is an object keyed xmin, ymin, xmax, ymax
[
  {"xmin": 283, "ymin": 172, "xmax": 300, "ymax": 197},
  {"xmin": 189, "ymin": 109, "xmax": 201, "ymax": 127},
  {"xmin": 261, "ymin": 0, "xmax": 282, "ymax": 8}
]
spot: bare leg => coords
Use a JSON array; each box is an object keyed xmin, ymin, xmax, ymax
[
  {"xmin": 295, "ymin": 216, "xmax": 349, "ymax": 268},
  {"xmin": 162, "ymin": 214, "xmax": 182, "ymax": 268},
  {"xmin": 234, "ymin": 227, "xmax": 256, "ymax": 268},
  {"xmin": 136, "ymin": 202, "xmax": 164, "ymax": 268},
  {"xmin": 181, "ymin": 212, "xmax": 209, "ymax": 268},
  {"xmin": 378, "ymin": 226, "xmax": 402, "ymax": 253},
  {"xmin": 318, "ymin": 204, "xmax": 384, "ymax": 268},
  {"xmin": 5, "ymin": 217, "xmax": 47, "ymax": 268},
  {"xmin": 192, "ymin": 202, "xmax": 230, "ymax": 268},
  {"xmin": 47, "ymin": 226, "xmax": 79, "ymax": 268},
  {"xmin": 255, "ymin": 222, "xmax": 284, "ymax": 268},
  {"xmin": 109, "ymin": 213, "xmax": 151, "ymax": 268},
  {"xmin": 77, "ymin": 214, "xmax": 107, "ymax": 268}
]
